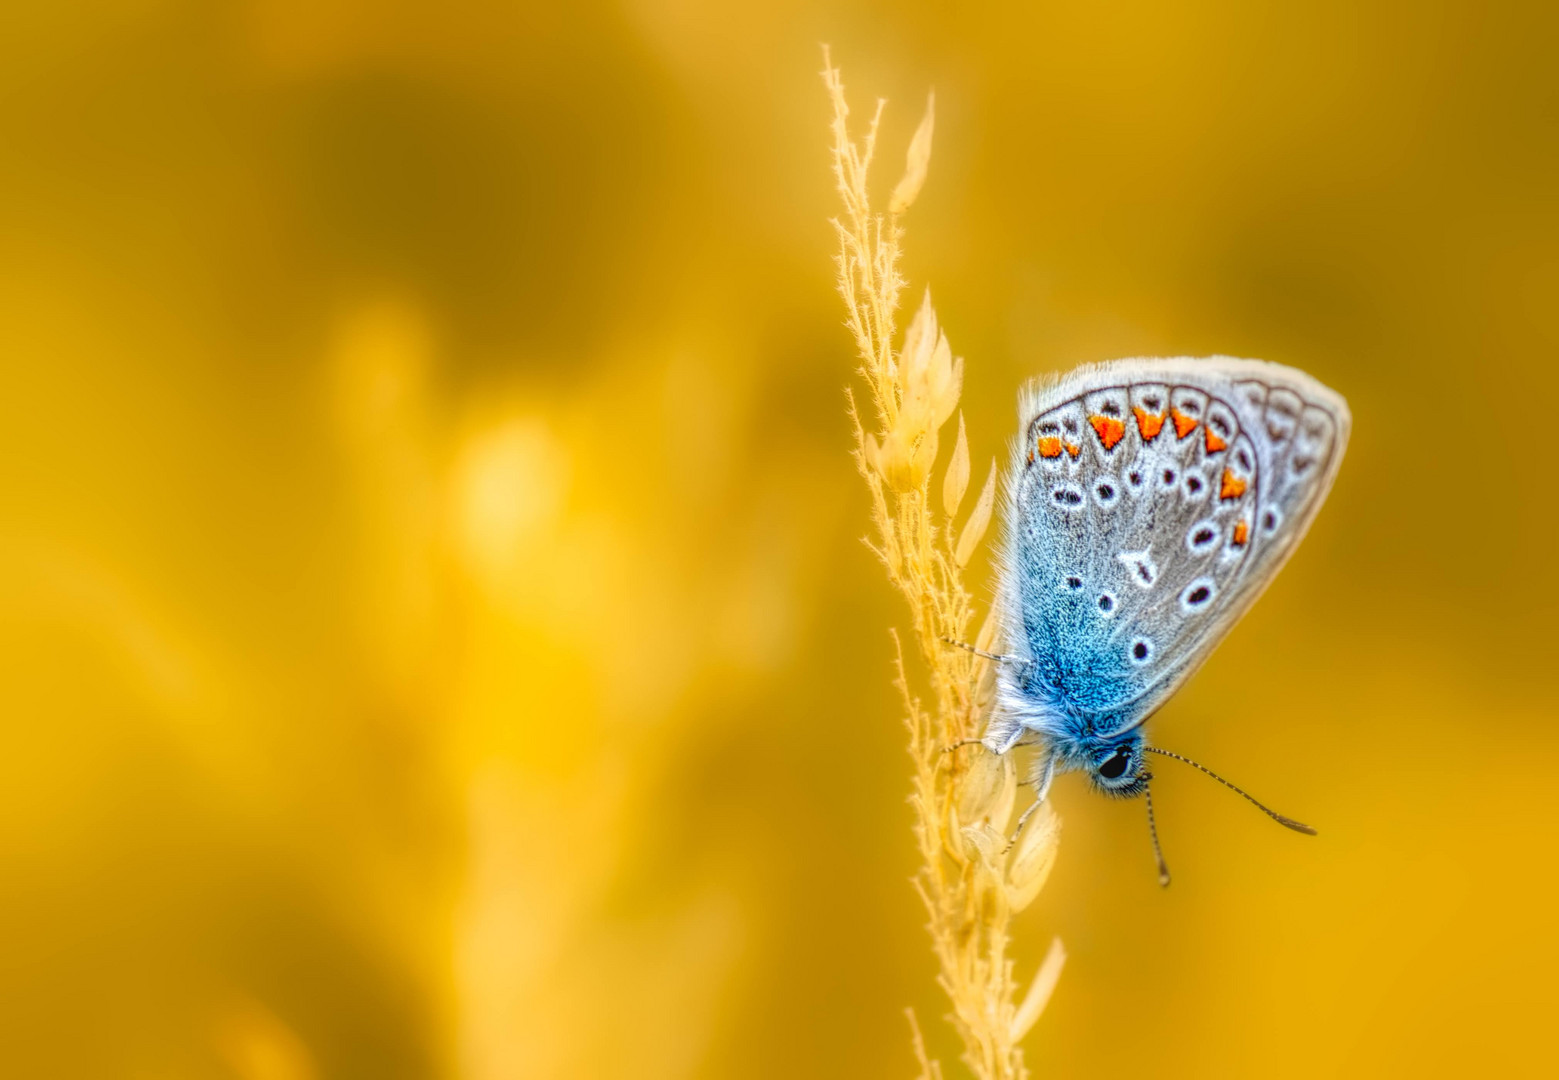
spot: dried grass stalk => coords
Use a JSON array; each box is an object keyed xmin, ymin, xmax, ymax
[{"xmin": 823, "ymin": 49, "xmax": 1065, "ymax": 1080}]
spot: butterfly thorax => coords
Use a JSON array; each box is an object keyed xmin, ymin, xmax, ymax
[{"xmin": 991, "ymin": 662, "xmax": 1151, "ymax": 797}]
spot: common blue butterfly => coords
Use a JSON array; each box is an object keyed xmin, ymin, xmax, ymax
[{"xmin": 978, "ymin": 357, "xmax": 1350, "ymax": 884}]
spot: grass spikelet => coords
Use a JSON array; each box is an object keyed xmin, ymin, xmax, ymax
[{"xmin": 823, "ymin": 48, "xmax": 1064, "ymax": 1080}]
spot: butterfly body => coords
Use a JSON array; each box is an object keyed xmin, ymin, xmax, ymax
[{"xmin": 985, "ymin": 357, "xmax": 1350, "ymax": 803}]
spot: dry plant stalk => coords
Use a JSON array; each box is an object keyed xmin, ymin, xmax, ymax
[{"xmin": 824, "ymin": 51, "xmax": 1065, "ymax": 1080}]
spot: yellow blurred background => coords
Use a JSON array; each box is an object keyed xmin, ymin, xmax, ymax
[{"xmin": 3, "ymin": 1, "xmax": 1557, "ymax": 1076}]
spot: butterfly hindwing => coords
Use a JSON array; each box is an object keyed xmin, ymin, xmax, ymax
[{"xmin": 1000, "ymin": 357, "xmax": 1349, "ymax": 737}]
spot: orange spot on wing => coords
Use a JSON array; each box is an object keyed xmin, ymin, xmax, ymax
[
  {"xmin": 1027, "ymin": 448, "xmax": 1035, "ymax": 464},
  {"xmin": 1220, "ymin": 469, "xmax": 1248, "ymax": 500},
  {"xmin": 1037, "ymin": 436, "xmax": 1063, "ymax": 458},
  {"xmin": 1089, "ymin": 414, "xmax": 1126, "ymax": 450},
  {"xmin": 1133, "ymin": 407, "xmax": 1165, "ymax": 441},
  {"xmin": 1171, "ymin": 409, "xmax": 1198, "ymax": 439},
  {"xmin": 1065, "ymin": 441, "xmax": 1081, "ymax": 458},
  {"xmin": 1205, "ymin": 427, "xmax": 1228, "ymax": 453},
  {"xmin": 1232, "ymin": 519, "xmax": 1249, "ymax": 546}
]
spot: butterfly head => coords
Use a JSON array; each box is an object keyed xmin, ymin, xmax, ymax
[{"xmin": 1087, "ymin": 734, "xmax": 1149, "ymax": 798}]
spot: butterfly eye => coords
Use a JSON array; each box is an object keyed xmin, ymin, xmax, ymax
[{"xmin": 1099, "ymin": 750, "xmax": 1131, "ymax": 780}]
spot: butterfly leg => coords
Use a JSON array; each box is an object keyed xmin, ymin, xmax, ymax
[
  {"xmin": 939, "ymin": 636, "xmax": 1017, "ymax": 664},
  {"xmin": 944, "ymin": 736, "xmax": 1040, "ymax": 755},
  {"xmin": 980, "ymin": 714, "xmax": 1032, "ymax": 755},
  {"xmin": 1006, "ymin": 751, "xmax": 1056, "ymax": 849},
  {"xmin": 1028, "ymin": 749, "xmax": 1056, "ymax": 803}
]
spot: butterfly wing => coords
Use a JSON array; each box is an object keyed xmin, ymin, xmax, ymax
[{"xmin": 997, "ymin": 356, "xmax": 1350, "ymax": 737}]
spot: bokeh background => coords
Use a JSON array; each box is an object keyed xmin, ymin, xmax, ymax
[{"xmin": 4, "ymin": 1, "xmax": 1557, "ymax": 1077}]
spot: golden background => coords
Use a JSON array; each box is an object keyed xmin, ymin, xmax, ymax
[{"xmin": 4, "ymin": 1, "xmax": 1556, "ymax": 1076}]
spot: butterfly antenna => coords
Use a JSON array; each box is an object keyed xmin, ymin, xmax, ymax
[
  {"xmin": 1144, "ymin": 781, "xmax": 1171, "ymax": 887},
  {"xmin": 939, "ymin": 636, "xmax": 1014, "ymax": 664},
  {"xmin": 1144, "ymin": 746, "xmax": 1317, "ymax": 835}
]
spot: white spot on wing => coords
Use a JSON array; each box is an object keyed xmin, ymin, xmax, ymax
[{"xmin": 1117, "ymin": 548, "xmax": 1158, "ymax": 589}]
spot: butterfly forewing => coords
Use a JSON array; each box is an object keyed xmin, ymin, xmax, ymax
[{"xmin": 1001, "ymin": 357, "xmax": 1349, "ymax": 736}]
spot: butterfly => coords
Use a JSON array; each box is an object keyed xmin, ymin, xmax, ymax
[{"xmin": 975, "ymin": 356, "xmax": 1350, "ymax": 884}]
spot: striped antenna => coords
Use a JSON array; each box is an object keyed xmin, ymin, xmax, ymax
[
  {"xmin": 1144, "ymin": 746, "xmax": 1317, "ymax": 835},
  {"xmin": 1144, "ymin": 782, "xmax": 1171, "ymax": 888}
]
